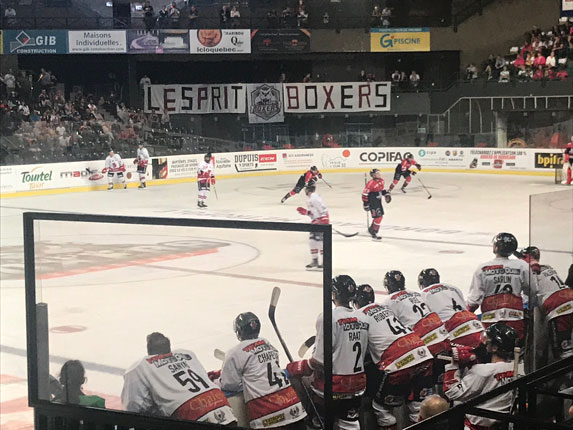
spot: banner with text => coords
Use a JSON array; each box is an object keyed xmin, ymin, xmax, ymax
[
  {"xmin": 370, "ymin": 28, "xmax": 430, "ymax": 52},
  {"xmin": 283, "ymin": 82, "xmax": 391, "ymax": 113},
  {"xmin": 3, "ymin": 30, "xmax": 68, "ymax": 54},
  {"xmin": 127, "ymin": 30, "xmax": 190, "ymax": 54},
  {"xmin": 143, "ymin": 84, "xmax": 246, "ymax": 114},
  {"xmin": 247, "ymin": 83, "xmax": 284, "ymax": 124},
  {"xmin": 189, "ymin": 29, "xmax": 250, "ymax": 54},
  {"xmin": 68, "ymin": 30, "xmax": 127, "ymax": 53},
  {"xmin": 250, "ymin": 29, "xmax": 310, "ymax": 53}
]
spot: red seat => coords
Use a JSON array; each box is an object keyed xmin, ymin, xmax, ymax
[
  {"xmin": 283, "ymin": 144, "xmax": 295, "ymax": 149},
  {"xmin": 428, "ymin": 141, "xmax": 439, "ymax": 147},
  {"xmin": 262, "ymin": 144, "xmax": 273, "ymax": 150},
  {"xmin": 476, "ymin": 142, "xmax": 488, "ymax": 147}
]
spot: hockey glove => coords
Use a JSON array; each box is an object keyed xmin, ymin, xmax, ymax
[
  {"xmin": 101, "ymin": 168, "xmax": 108, "ymax": 174},
  {"xmin": 286, "ymin": 359, "xmax": 313, "ymax": 378},
  {"xmin": 443, "ymin": 363, "xmax": 461, "ymax": 394},
  {"xmin": 385, "ymin": 194, "xmax": 392, "ymax": 204},
  {"xmin": 416, "ymin": 164, "xmax": 422, "ymax": 170},
  {"xmin": 207, "ymin": 370, "xmax": 221, "ymax": 381},
  {"xmin": 363, "ymin": 202, "xmax": 370, "ymax": 212},
  {"xmin": 318, "ymin": 173, "xmax": 323, "ymax": 179},
  {"xmin": 210, "ymin": 175, "xmax": 216, "ymax": 185},
  {"xmin": 451, "ymin": 345, "xmax": 478, "ymax": 367},
  {"xmin": 133, "ymin": 158, "xmax": 139, "ymax": 164},
  {"xmin": 297, "ymin": 207, "xmax": 308, "ymax": 216},
  {"xmin": 411, "ymin": 170, "xmax": 417, "ymax": 176},
  {"xmin": 120, "ymin": 165, "xmax": 126, "ymax": 172}
]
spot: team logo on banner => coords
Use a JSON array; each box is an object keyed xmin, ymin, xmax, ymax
[{"xmin": 247, "ymin": 83, "xmax": 284, "ymax": 124}]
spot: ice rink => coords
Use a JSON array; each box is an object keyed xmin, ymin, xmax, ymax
[{"xmin": 1, "ymin": 171, "xmax": 571, "ymax": 429}]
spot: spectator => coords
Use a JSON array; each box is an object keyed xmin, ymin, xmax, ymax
[
  {"xmin": 371, "ymin": 6, "xmax": 381, "ymax": 27},
  {"xmin": 219, "ymin": 5, "xmax": 230, "ymax": 28},
  {"xmin": 554, "ymin": 65, "xmax": 569, "ymax": 80},
  {"xmin": 169, "ymin": 2, "xmax": 180, "ymax": 28},
  {"xmin": 279, "ymin": 72, "xmax": 287, "ymax": 83},
  {"xmin": 323, "ymin": 11, "xmax": 329, "ymax": 24},
  {"xmin": 53, "ymin": 360, "xmax": 105, "ymax": 407},
  {"xmin": 4, "ymin": 5, "xmax": 16, "ymax": 27},
  {"xmin": 139, "ymin": 75, "xmax": 151, "ymax": 90},
  {"xmin": 418, "ymin": 395, "xmax": 449, "ymax": 422},
  {"xmin": 360, "ymin": 70, "xmax": 367, "ymax": 81},
  {"xmin": 465, "ymin": 63, "xmax": 478, "ymax": 81},
  {"xmin": 297, "ymin": 6, "xmax": 308, "ymax": 27},
  {"xmin": 188, "ymin": 5, "xmax": 199, "ymax": 29},
  {"xmin": 266, "ymin": 9, "xmax": 278, "ymax": 27},
  {"xmin": 533, "ymin": 52, "xmax": 546, "ymax": 67},
  {"xmin": 38, "ymin": 69, "xmax": 52, "ymax": 90},
  {"xmin": 546, "ymin": 50, "xmax": 556, "ymax": 68},
  {"xmin": 157, "ymin": 4, "xmax": 168, "ymax": 28},
  {"xmin": 303, "ymin": 73, "xmax": 312, "ymax": 83},
  {"xmin": 499, "ymin": 66, "xmax": 510, "ymax": 83},
  {"xmin": 230, "ymin": 6, "xmax": 240, "ymax": 28},
  {"xmin": 3, "ymin": 69, "xmax": 16, "ymax": 94},
  {"xmin": 409, "ymin": 70, "xmax": 420, "ymax": 88},
  {"xmin": 494, "ymin": 55, "xmax": 506, "ymax": 76},
  {"xmin": 143, "ymin": 1, "xmax": 155, "ymax": 30},
  {"xmin": 533, "ymin": 64, "xmax": 545, "ymax": 80},
  {"xmin": 391, "ymin": 69, "xmax": 401, "ymax": 85}
]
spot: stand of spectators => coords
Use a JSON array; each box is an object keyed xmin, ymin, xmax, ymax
[{"xmin": 372, "ymin": 5, "xmax": 392, "ymax": 27}]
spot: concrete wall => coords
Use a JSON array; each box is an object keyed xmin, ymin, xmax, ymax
[{"xmin": 431, "ymin": 0, "xmax": 561, "ymax": 66}]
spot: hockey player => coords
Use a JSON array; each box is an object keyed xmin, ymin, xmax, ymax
[
  {"xmin": 296, "ymin": 185, "xmax": 329, "ymax": 271},
  {"xmin": 468, "ymin": 233, "xmax": 535, "ymax": 341},
  {"xmin": 121, "ymin": 332, "xmax": 236, "ymax": 424},
  {"xmin": 102, "ymin": 149, "xmax": 126, "ymax": 190},
  {"xmin": 353, "ymin": 284, "xmax": 434, "ymax": 428},
  {"xmin": 286, "ymin": 275, "xmax": 369, "ymax": 430},
  {"xmin": 134, "ymin": 143, "xmax": 150, "ymax": 189},
  {"xmin": 514, "ymin": 246, "xmax": 573, "ymax": 362},
  {"xmin": 197, "ymin": 152, "xmax": 215, "ymax": 208},
  {"xmin": 281, "ymin": 166, "xmax": 322, "ymax": 203},
  {"xmin": 362, "ymin": 169, "xmax": 391, "ymax": 241},
  {"xmin": 444, "ymin": 323, "xmax": 519, "ymax": 430},
  {"xmin": 418, "ymin": 268, "xmax": 485, "ymax": 348},
  {"xmin": 562, "ymin": 136, "xmax": 573, "ymax": 185},
  {"xmin": 218, "ymin": 312, "xmax": 306, "ymax": 429},
  {"xmin": 387, "ymin": 152, "xmax": 421, "ymax": 193}
]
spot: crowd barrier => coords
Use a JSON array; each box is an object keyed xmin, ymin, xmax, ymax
[{"xmin": 0, "ymin": 147, "xmax": 564, "ymax": 198}]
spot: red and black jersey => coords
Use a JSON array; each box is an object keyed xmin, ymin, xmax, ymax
[
  {"xmin": 362, "ymin": 178, "xmax": 386, "ymax": 202},
  {"xmin": 304, "ymin": 169, "xmax": 322, "ymax": 184},
  {"xmin": 399, "ymin": 158, "xmax": 420, "ymax": 172}
]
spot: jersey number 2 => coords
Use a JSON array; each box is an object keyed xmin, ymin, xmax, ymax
[{"xmin": 353, "ymin": 342, "xmax": 362, "ymax": 372}]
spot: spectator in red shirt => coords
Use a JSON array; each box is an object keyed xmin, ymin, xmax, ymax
[
  {"xmin": 533, "ymin": 65, "xmax": 545, "ymax": 80},
  {"xmin": 554, "ymin": 66, "xmax": 569, "ymax": 81},
  {"xmin": 533, "ymin": 52, "xmax": 546, "ymax": 67}
]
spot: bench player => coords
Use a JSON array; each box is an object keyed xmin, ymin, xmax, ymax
[
  {"xmin": 387, "ymin": 152, "xmax": 422, "ymax": 194},
  {"xmin": 281, "ymin": 166, "xmax": 322, "ymax": 203}
]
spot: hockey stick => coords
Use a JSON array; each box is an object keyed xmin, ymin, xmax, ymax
[
  {"xmin": 320, "ymin": 177, "xmax": 333, "ymax": 189},
  {"xmin": 212, "ymin": 184, "xmax": 219, "ymax": 200},
  {"xmin": 268, "ymin": 287, "xmax": 324, "ymax": 429},
  {"xmin": 416, "ymin": 175, "xmax": 432, "ymax": 199},
  {"xmin": 214, "ymin": 348, "xmax": 226, "ymax": 361},
  {"xmin": 364, "ymin": 173, "xmax": 370, "ymax": 229},
  {"xmin": 333, "ymin": 228, "xmax": 359, "ymax": 238},
  {"xmin": 298, "ymin": 336, "xmax": 316, "ymax": 358}
]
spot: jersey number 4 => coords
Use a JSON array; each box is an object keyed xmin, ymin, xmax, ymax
[
  {"xmin": 267, "ymin": 361, "xmax": 289, "ymax": 388},
  {"xmin": 173, "ymin": 369, "xmax": 209, "ymax": 393}
]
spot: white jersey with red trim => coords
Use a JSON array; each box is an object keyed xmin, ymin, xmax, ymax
[
  {"xmin": 197, "ymin": 160, "xmax": 213, "ymax": 183},
  {"xmin": 468, "ymin": 257, "xmax": 535, "ymax": 323},
  {"xmin": 121, "ymin": 349, "xmax": 235, "ymax": 424},
  {"xmin": 357, "ymin": 303, "xmax": 432, "ymax": 373},
  {"xmin": 307, "ymin": 192, "xmax": 329, "ymax": 225},
  {"xmin": 383, "ymin": 290, "xmax": 450, "ymax": 352},
  {"xmin": 311, "ymin": 306, "xmax": 369, "ymax": 399},
  {"xmin": 444, "ymin": 361, "xmax": 516, "ymax": 429},
  {"xmin": 105, "ymin": 153, "xmax": 125, "ymax": 172},
  {"xmin": 220, "ymin": 337, "xmax": 306, "ymax": 428},
  {"xmin": 535, "ymin": 265, "xmax": 573, "ymax": 321},
  {"xmin": 421, "ymin": 283, "xmax": 484, "ymax": 343},
  {"xmin": 136, "ymin": 147, "xmax": 150, "ymax": 167}
]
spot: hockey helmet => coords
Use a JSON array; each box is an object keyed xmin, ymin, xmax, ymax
[
  {"xmin": 204, "ymin": 152, "xmax": 212, "ymax": 162},
  {"xmin": 233, "ymin": 312, "xmax": 261, "ymax": 341},
  {"xmin": 354, "ymin": 284, "xmax": 375, "ymax": 308},
  {"xmin": 310, "ymin": 165, "xmax": 318, "ymax": 172},
  {"xmin": 384, "ymin": 270, "xmax": 405, "ymax": 294},
  {"xmin": 146, "ymin": 332, "xmax": 171, "ymax": 355},
  {"xmin": 305, "ymin": 184, "xmax": 316, "ymax": 193},
  {"xmin": 514, "ymin": 246, "xmax": 540, "ymax": 262},
  {"xmin": 418, "ymin": 268, "xmax": 440, "ymax": 289},
  {"xmin": 404, "ymin": 152, "xmax": 414, "ymax": 159},
  {"xmin": 332, "ymin": 275, "xmax": 357, "ymax": 303},
  {"xmin": 492, "ymin": 233, "xmax": 518, "ymax": 257},
  {"xmin": 485, "ymin": 323, "xmax": 518, "ymax": 359},
  {"xmin": 370, "ymin": 168, "xmax": 381, "ymax": 178}
]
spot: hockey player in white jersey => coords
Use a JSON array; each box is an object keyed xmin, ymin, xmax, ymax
[
  {"xmin": 515, "ymin": 247, "xmax": 573, "ymax": 362},
  {"xmin": 468, "ymin": 233, "xmax": 535, "ymax": 342},
  {"xmin": 121, "ymin": 332, "xmax": 236, "ymax": 425},
  {"xmin": 219, "ymin": 312, "xmax": 306, "ymax": 429},
  {"xmin": 286, "ymin": 275, "xmax": 369, "ymax": 430},
  {"xmin": 444, "ymin": 323, "xmax": 519, "ymax": 430},
  {"xmin": 418, "ymin": 268, "xmax": 485, "ymax": 349},
  {"xmin": 197, "ymin": 152, "xmax": 215, "ymax": 208},
  {"xmin": 296, "ymin": 185, "xmax": 329, "ymax": 271},
  {"xmin": 353, "ymin": 284, "xmax": 434, "ymax": 428},
  {"xmin": 134, "ymin": 143, "xmax": 150, "ymax": 189},
  {"xmin": 103, "ymin": 150, "xmax": 126, "ymax": 190}
]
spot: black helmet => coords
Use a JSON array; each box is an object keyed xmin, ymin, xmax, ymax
[
  {"xmin": 418, "ymin": 268, "xmax": 440, "ymax": 289},
  {"xmin": 486, "ymin": 323, "xmax": 518, "ymax": 359},
  {"xmin": 514, "ymin": 246, "xmax": 540, "ymax": 261},
  {"xmin": 492, "ymin": 233, "xmax": 518, "ymax": 257},
  {"xmin": 332, "ymin": 275, "xmax": 357, "ymax": 302},
  {"xmin": 310, "ymin": 165, "xmax": 318, "ymax": 172},
  {"xmin": 233, "ymin": 312, "xmax": 261, "ymax": 341},
  {"xmin": 204, "ymin": 152, "xmax": 212, "ymax": 161},
  {"xmin": 354, "ymin": 284, "xmax": 375, "ymax": 308},
  {"xmin": 370, "ymin": 168, "xmax": 381, "ymax": 178},
  {"xmin": 305, "ymin": 184, "xmax": 316, "ymax": 193},
  {"xmin": 384, "ymin": 270, "xmax": 405, "ymax": 294},
  {"xmin": 404, "ymin": 152, "xmax": 414, "ymax": 159}
]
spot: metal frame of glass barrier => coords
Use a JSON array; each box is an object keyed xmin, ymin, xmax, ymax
[{"xmin": 23, "ymin": 211, "xmax": 334, "ymax": 430}]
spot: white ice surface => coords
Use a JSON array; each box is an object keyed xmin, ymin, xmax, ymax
[{"xmin": 1, "ymin": 172, "xmax": 571, "ymax": 426}]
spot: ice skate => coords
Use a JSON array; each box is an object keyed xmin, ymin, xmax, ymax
[
  {"xmin": 107, "ymin": 184, "xmax": 113, "ymax": 191},
  {"xmin": 400, "ymin": 186, "xmax": 407, "ymax": 193},
  {"xmin": 197, "ymin": 201, "xmax": 204, "ymax": 208},
  {"xmin": 124, "ymin": 183, "xmax": 128, "ymax": 189},
  {"xmin": 281, "ymin": 197, "xmax": 286, "ymax": 203},
  {"xmin": 138, "ymin": 183, "xmax": 146, "ymax": 189},
  {"xmin": 305, "ymin": 260, "xmax": 322, "ymax": 271},
  {"xmin": 368, "ymin": 227, "xmax": 382, "ymax": 241}
]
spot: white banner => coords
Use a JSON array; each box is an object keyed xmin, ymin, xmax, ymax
[
  {"xmin": 283, "ymin": 82, "xmax": 391, "ymax": 113},
  {"xmin": 143, "ymin": 84, "xmax": 246, "ymax": 114},
  {"xmin": 563, "ymin": 0, "xmax": 573, "ymax": 11},
  {"xmin": 247, "ymin": 83, "xmax": 284, "ymax": 124},
  {"xmin": 189, "ymin": 29, "xmax": 251, "ymax": 54},
  {"xmin": 68, "ymin": 31, "xmax": 127, "ymax": 53}
]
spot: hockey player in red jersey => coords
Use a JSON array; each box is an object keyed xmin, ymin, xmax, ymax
[
  {"xmin": 281, "ymin": 166, "xmax": 322, "ymax": 203},
  {"xmin": 444, "ymin": 323, "xmax": 519, "ymax": 430},
  {"xmin": 286, "ymin": 275, "xmax": 369, "ymax": 430},
  {"xmin": 362, "ymin": 169, "xmax": 391, "ymax": 240},
  {"xmin": 219, "ymin": 312, "xmax": 306, "ymax": 429},
  {"xmin": 563, "ymin": 136, "xmax": 573, "ymax": 185},
  {"xmin": 515, "ymin": 246, "xmax": 573, "ymax": 363},
  {"xmin": 418, "ymin": 268, "xmax": 485, "ymax": 349},
  {"xmin": 197, "ymin": 153, "xmax": 215, "ymax": 208},
  {"xmin": 387, "ymin": 152, "xmax": 421, "ymax": 193},
  {"xmin": 296, "ymin": 185, "xmax": 330, "ymax": 271},
  {"xmin": 353, "ymin": 284, "xmax": 434, "ymax": 428},
  {"xmin": 468, "ymin": 233, "xmax": 535, "ymax": 342}
]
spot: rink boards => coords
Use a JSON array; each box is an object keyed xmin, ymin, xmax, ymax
[{"xmin": 0, "ymin": 146, "xmax": 562, "ymax": 197}]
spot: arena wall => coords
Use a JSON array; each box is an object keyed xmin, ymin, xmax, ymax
[{"xmin": 0, "ymin": 147, "xmax": 562, "ymax": 198}]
